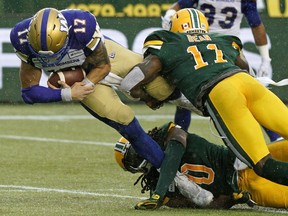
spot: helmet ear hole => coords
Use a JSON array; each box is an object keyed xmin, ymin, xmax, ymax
[{"xmin": 114, "ymin": 137, "xmax": 129, "ymax": 170}]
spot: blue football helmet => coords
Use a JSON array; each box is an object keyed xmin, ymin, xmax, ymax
[{"xmin": 27, "ymin": 8, "xmax": 69, "ymax": 67}]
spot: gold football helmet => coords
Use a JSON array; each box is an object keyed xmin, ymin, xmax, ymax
[
  {"xmin": 27, "ymin": 8, "xmax": 69, "ymax": 66},
  {"xmin": 114, "ymin": 137, "xmax": 151, "ymax": 174},
  {"xmin": 170, "ymin": 8, "xmax": 209, "ymax": 34}
]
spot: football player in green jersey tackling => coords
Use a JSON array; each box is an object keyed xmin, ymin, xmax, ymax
[{"xmin": 120, "ymin": 8, "xmax": 288, "ymax": 189}]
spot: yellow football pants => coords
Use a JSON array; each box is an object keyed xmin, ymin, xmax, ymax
[
  {"xmin": 207, "ymin": 72, "xmax": 288, "ymax": 167},
  {"xmin": 239, "ymin": 140, "xmax": 288, "ymax": 208}
]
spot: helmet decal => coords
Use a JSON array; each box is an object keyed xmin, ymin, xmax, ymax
[
  {"xmin": 189, "ymin": 8, "xmax": 200, "ymax": 30},
  {"xmin": 40, "ymin": 9, "xmax": 50, "ymax": 51},
  {"xmin": 170, "ymin": 8, "xmax": 209, "ymax": 34}
]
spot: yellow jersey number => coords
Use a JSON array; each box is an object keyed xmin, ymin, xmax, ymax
[{"xmin": 187, "ymin": 44, "xmax": 227, "ymax": 70}]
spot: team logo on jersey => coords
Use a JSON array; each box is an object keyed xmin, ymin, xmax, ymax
[{"xmin": 182, "ymin": 22, "xmax": 190, "ymax": 30}]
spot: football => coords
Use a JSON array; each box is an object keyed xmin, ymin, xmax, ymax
[{"xmin": 48, "ymin": 66, "xmax": 86, "ymax": 88}]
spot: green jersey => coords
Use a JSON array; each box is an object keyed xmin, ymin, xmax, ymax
[
  {"xmin": 143, "ymin": 30, "xmax": 244, "ymax": 114},
  {"xmin": 180, "ymin": 132, "xmax": 237, "ymax": 198},
  {"xmin": 151, "ymin": 122, "xmax": 238, "ymax": 199}
]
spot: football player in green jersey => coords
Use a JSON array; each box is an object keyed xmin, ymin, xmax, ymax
[
  {"xmin": 115, "ymin": 122, "xmax": 288, "ymax": 210},
  {"xmin": 120, "ymin": 8, "xmax": 288, "ymax": 188}
]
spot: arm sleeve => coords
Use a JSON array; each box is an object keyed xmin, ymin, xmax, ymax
[
  {"xmin": 21, "ymin": 85, "xmax": 62, "ymax": 104},
  {"xmin": 154, "ymin": 140, "xmax": 185, "ymax": 197},
  {"xmin": 177, "ymin": 0, "xmax": 198, "ymax": 9},
  {"xmin": 242, "ymin": 0, "xmax": 262, "ymax": 27}
]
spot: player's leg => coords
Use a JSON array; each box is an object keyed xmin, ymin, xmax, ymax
[
  {"xmin": 174, "ymin": 107, "xmax": 191, "ymax": 131},
  {"xmin": 268, "ymin": 139, "xmax": 288, "ymax": 161},
  {"xmin": 248, "ymin": 84, "xmax": 288, "ymax": 139},
  {"xmin": 239, "ymin": 168, "xmax": 288, "ymax": 208},
  {"xmin": 81, "ymin": 84, "xmax": 164, "ymax": 168},
  {"xmin": 239, "ymin": 140, "xmax": 288, "ymax": 208},
  {"xmin": 206, "ymin": 72, "xmax": 288, "ymax": 185}
]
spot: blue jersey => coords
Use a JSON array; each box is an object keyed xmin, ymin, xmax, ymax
[
  {"xmin": 10, "ymin": 9, "xmax": 102, "ymax": 72},
  {"xmin": 177, "ymin": 0, "xmax": 261, "ymax": 36}
]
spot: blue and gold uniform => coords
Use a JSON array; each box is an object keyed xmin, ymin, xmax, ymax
[
  {"xmin": 10, "ymin": 9, "xmax": 101, "ymax": 71},
  {"xmin": 10, "ymin": 8, "xmax": 173, "ymax": 168}
]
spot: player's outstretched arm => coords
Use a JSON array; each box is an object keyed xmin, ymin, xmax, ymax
[
  {"xmin": 20, "ymin": 61, "xmax": 94, "ymax": 104},
  {"xmin": 120, "ymin": 55, "xmax": 162, "ymax": 99}
]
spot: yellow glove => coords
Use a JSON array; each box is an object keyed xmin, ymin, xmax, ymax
[
  {"xmin": 233, "ymin": 191, "xmax": 256, "ymax": 207},
  {"xmin": 135, "ymin": 194, "xmax": 169, "ymax": 210}
]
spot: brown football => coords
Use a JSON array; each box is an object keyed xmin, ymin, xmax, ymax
[{"xmin": 48, "ymin": 66, "xmax": 86, "ymax": 88}]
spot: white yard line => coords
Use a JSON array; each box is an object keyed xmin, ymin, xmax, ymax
[
  {"xmin": 0, "ymin": 185, "xmax": 144, "ymax": 199},
  {"xmin": 0, "ymin": 114, "xmax": 208, "ymax": 121},
  {"xmin": 0, "ymin": 114, "xmax": 209, "ymax": 145},
  {"xmin": 0, "ymin": 134, "xmax": 114, "ymax": 146}
]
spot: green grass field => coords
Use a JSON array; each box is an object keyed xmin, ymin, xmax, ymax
[{"xmin": 0, "ymin": 103, "xmax": 286, "ymax": 215}]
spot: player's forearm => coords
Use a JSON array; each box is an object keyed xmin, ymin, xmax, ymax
[
  {"xmin": 154, "ymin": 140, "xmax": 185, "ymax": 197},
  {"xmin": 251, "ymin": 24, "xmax": 268, "ymax": 46},
  {"xmin": 83, "ymin": 41, "xmax": 111, "ymax": 84},
  {"xmin": 86, "ymin": 63, "xmax": 111, "ymax": 84}
]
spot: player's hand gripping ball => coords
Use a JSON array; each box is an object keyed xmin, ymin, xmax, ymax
[{"xmin": 47, "ymin": 66, "xmax": 86, "ymax": 88}]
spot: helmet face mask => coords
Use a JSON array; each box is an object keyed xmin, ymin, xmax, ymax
[
  {"xmin": 170, "ymin": 8, "xmax": 209, "ymax": 34},
  {"xmin": 27, "ymin": 8, "xmax": 70, "ymax": 67},
  {"xmin": 114, "ymin": 137, "xmax": 152, "ymax": 174}
]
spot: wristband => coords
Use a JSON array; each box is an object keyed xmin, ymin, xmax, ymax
[
  {"xmin": 256, "ymin": 44, "xmax": 270, "ymax": 59},
  {"xmin": 61, "ymin": 88, "xmax": 72, "ymax": 101},
  {"xmin": 82, "ymin": 77, "xmax": 95, "ymax": 87}
]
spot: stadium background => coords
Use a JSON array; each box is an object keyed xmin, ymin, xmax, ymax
[{"xmin": 0, "ymin": 0, "xmax": 287, "ymax": 103}]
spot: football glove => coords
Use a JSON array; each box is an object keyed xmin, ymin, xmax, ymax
[
  {"xmin": 161, "ymin": 9, "xmax": 176, "ymax": 30},
  {"xmin": 233, "ymin": 191, "xmax": 256, "ymax": 207},
  {"xmin": 257, "ymin": 57, "xmax": 272, "ymax": 78},
  {"xmin": 145, "ymin": 98, "xmax": 164, "ymax": 110},
  {"xmin": 135, "ymin": 193, "xmax": 169, "ymax": 210}
]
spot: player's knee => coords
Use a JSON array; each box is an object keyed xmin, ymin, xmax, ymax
[{"xmin": 116, "ymin": 105, "xmax": 135, "ymax": 125}]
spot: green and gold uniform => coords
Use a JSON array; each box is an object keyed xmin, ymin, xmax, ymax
[
  {"xmin": 149, "ymin": 122, "xmax": 288, "ymax": 209},
  {"xmin": 144, "ymin": 31, "xmax": 243, "ymax": 113},
  {"xmin": 143, "ymin": 30, "xmax": 288, "ymax": 184}
]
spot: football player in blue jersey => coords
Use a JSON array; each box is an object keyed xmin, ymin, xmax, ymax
[
  {"xmin": 162, "ymin": 0, "xmax": 281, "ymax": 141},
  {"xmin": 10, "ymin": 8, "xmax": 165, "ymax": 168}
]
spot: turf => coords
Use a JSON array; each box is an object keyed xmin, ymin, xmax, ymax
[{"xmin": 0, "ymin": 103, "xmax": 285, "ymax": 215}]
